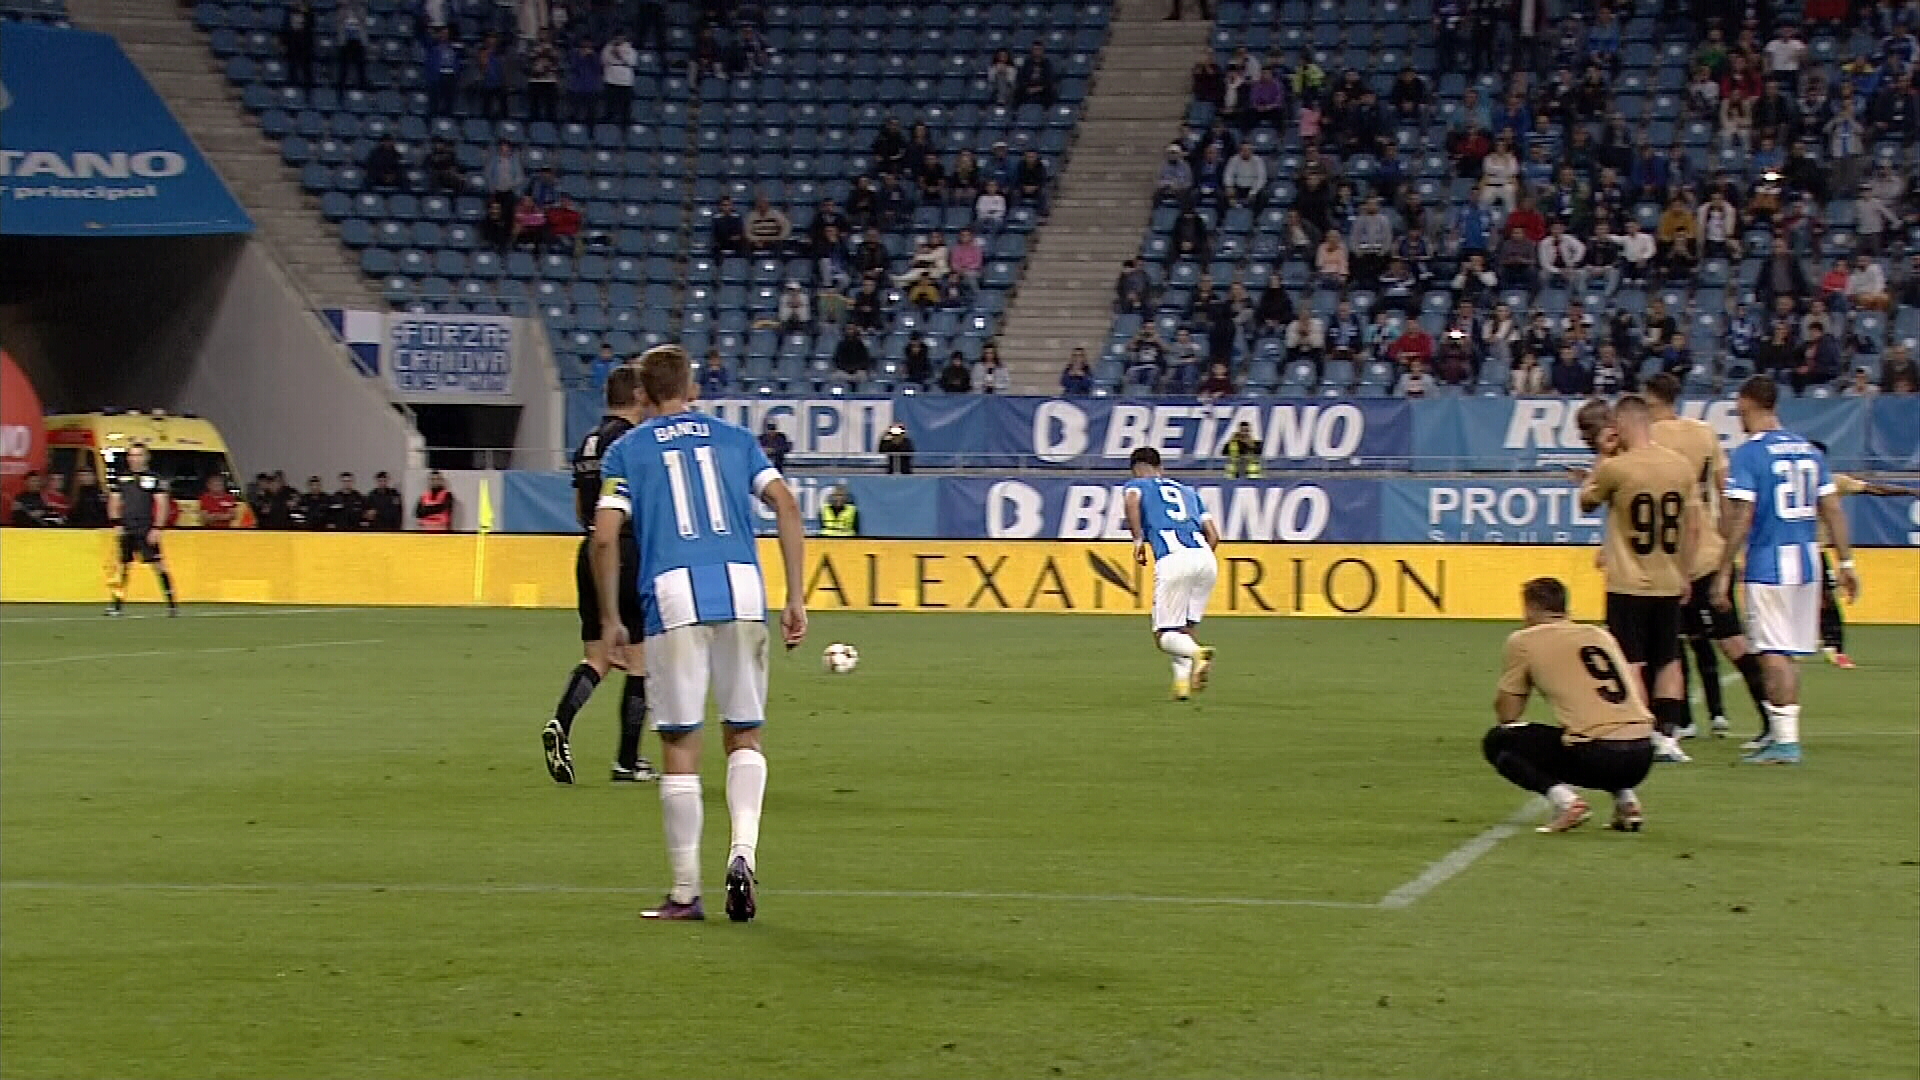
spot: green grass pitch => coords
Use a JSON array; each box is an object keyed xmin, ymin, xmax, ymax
[{"xmin": 2, "ymin": 605, "xmax": 1916, "ymax": 1079}]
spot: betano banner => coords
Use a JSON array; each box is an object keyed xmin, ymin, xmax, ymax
[
  {"xmin": 690, "ymin": 395, "xmax": 1916, "ymax": 472},
  {"xmin": 496, "ymin": 471, "xmax": 1920, "ymax": 547},
  {"xmin": 5, "ymin": 531, "xmax": 1916, "ymax": 623},
  {"xmin": 0, "ymin": 23, "xmax": 252, "ymax": 236}
]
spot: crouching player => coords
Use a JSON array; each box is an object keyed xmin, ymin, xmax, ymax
[
  {"xmin": 1484, "ymin": 577, "xmax": 1655, "ymax": 834},
  {"xmin": 1121, "ymin": 447, "xmax": 1219, "ymax": 701}
]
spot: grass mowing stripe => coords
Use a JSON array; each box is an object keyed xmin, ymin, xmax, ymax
[
  {"xmin": 0, "ymin": 638, "xmax": 384, "ymax": 666},
  {"xmin": 0, "ymin": 880, "xmax": 1377, "ymax": 909}
]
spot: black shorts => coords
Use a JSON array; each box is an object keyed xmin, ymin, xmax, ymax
[
  {"xmin": 1484, "ymin": 724, "xmax": 1654, "ymax": 793},
  {"xmin": 1680, "ymin": 574, "xmax": 1741, "ymax": 641},
  {"xmin": 1606, "ymin": 592, "xmax": 1681, "ymax": 670},
  {"xmin": 576, "ymin": 533, "xmax": 643, "ymax": 642},
  {"xmin": 118, "ymin": 530, "xmax": 162, "ymax": 563}
]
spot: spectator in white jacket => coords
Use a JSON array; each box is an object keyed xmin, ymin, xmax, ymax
[
  {"xmin": 1617, "ymin": 220, "xmax": 1657, "ymax": 284},
  {"xmin": 974, "ymin": 180, "xmax": 1007, "ymax": 229},
  {"xmin": 1222, "ymin": 144, "xmax": 1268, "ymax": 208},
  {"xmin": 600, "ymin": 34, "xmax": 637, "ymax": 123},
  {"xmin": 1536, "ymin": 222, "xmax": 1587, "ymax": 292}
]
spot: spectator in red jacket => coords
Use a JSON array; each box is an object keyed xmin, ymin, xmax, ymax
[{"xmin": 1388, "ymin": 323, "xmax": 1435, "ymax": 366}]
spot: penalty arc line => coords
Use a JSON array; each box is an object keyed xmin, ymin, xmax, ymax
[
  {"xmin": 1376, "ymin": 799, "xmax": 1545, "ymax": 911},
  {"xmin": 0, "ymin": 639, "xmax": 385, "ymax": 667}
]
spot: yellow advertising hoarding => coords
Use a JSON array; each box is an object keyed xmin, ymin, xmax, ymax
[{"xmin": 4, "ymin": 530, "xmax": 1916, "ymax": 623}]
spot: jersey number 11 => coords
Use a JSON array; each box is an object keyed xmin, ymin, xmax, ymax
[{"xmin": 662, "ymin": 447, "xmax": 730, "ymax": 538}]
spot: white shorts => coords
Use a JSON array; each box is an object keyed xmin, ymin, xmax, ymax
[
  {"xmin": 1152, "ymin": 546, "xmax": 1218, "ymax": 631},
  {"xmin": 1743, "ymin": 582, "xmax": 1821, "ymax": 656},
  {"xmin": 643, "ymin": 621, "xmax": 770, "ymax": 733}
]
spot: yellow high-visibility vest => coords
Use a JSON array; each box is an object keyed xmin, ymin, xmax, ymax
[{"xmin": 820, "ymin": 503, "xmax": 858, "ymax": 536}]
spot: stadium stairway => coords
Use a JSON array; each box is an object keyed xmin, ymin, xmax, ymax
[
  {"xmin": 998, "ymin": 0, "xmax": 1206, "ymax": 392},
  {"xmin": 65, "ymin": 0, "xmax": 382, "ymax": 311}
]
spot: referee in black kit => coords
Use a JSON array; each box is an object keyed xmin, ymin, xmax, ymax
[
  {"xmin": 107, "ymin": 443, "xmax": 179, "ymax": 617},
  {"xmin": 541, "ymin": 364, "xmax": 654, "ymax": 785}
]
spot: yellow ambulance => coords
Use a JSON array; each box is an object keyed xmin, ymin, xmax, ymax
[{"xmin": 44, "ymin": 411, "xmax": 253, "ymax": 528}]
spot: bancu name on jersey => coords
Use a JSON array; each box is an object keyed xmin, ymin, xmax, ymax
[{"xmin": 597, "ymin": 415, "xmax": 781, "ymax": 637}]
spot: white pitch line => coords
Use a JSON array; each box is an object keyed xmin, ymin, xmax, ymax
[
  {"xmin": 0, "ymin": 638, "xmax": 384, "ymax": 667},
  {"xmin": 0, "ymin": 880, "xmax": 1376, "ymax": 910},
  {"xmin": 1376, "ymin": 799, "xmax": 1544, "ymax": 911},
  {"xmin": 0, "ymin": 606, "xmax": 365, "ymax": 625}
]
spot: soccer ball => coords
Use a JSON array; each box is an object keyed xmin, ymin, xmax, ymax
[{"xmin": 822, "ymin": 643, "xmax": 859, "ymax": 674}]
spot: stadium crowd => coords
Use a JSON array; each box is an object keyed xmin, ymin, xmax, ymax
[
  {"xmin": 5, "ymin": 469, "xmax": 457, "ymax": 530},
  {"xmin": 1103, "ymin": 0, "xmax": 1920, "ymax": 399}
]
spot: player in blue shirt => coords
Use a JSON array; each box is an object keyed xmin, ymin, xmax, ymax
[
  {"xmin": 593, "ymin": 346, "xmax": 808, "ymax": 921},
  {"xmin": 1121, "ymin": 447, "xmax": 1220, "ymax": 701},
  {"xmin": 1713, "ymin": 376, "xmax": 1858, "ymax": 764}
]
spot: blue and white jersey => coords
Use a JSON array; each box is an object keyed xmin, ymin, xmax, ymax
[
  {"xmin": 598, "ymin": 412, "xmax": 780, "ymax": 636},
  {"xmin": 1724, "ymin": 429, "xmax": 1836, "ymax": 586},
  {"xmin": 1124, "ymin": 477, "xmax": 1212, "ymax": 560}
]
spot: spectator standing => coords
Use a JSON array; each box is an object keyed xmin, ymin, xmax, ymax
[
  {"xmin": 426, "ymin": 28, "xmax": 463, "ymax": 116},
  {"xmin": 939, "ymin": 351, "xmax": 973, "ymax": 393},
  {"xmin": 282, "ymin": 0, "xmax": 317, "ymax": 90},
  {"xmin": 365, "ymin": 472, "xmax": 403, "ymax": 530},
  {"xmin": 9, "ymin": 472, "xmax": 55, "ymax": 526},
  {"xmin": 335, "ymin": 0, "xmax": 370, "ymax": 92},
  {"xmin": 1548, "ymin": 345, "xmax": 1591, "ymax": 395},
  {"xmin": 198, "ymin": 475, "xmax": 240, "ymax": 528},
  {"xmin": 601, "ymin": 34, "xmax": 637, "ymax": 123},
  {"xmin": 565, "ymin": 40, "xmax": 600, "ymax": 123},
  {"xmin": 1015, "ymin": 42, "xmax": 1056, "ymax": 107},
  {"xmin": 526, "ymin": 30, "xmax": 561, "ymax": 122},
  {"xmin": 483, "ymin": 139, "xmax": 526, "ymax": 219},
  {"xmin": 987, "ymin": 49, "xmax": 1018, "ymax": 105},
  {"xmin": 698, "ymin": 350, "xmax": 732, "ymax": 397},
  {"xmin": 329, "ymin": 473, "xmax": 367, "ymax": 531},
  {"xmin": 759, "ymin": 422, "xmax": 792, "ymax": 471},
  {"xmin": 1061, "ymin": 348, "xmax": 1093, "ymax": 395},
  {"xmin": 745, "ymin": 195, "xmax": 791, "ymax": 252},
  {"xmin": 414, "ymin": 471, "xmax": 455, "ymax": 531},
  {"xmin": 364, "ymin": 135, "xmax": 406, "ymax": 192},
  {"xmin": 833, "ymin": 326, "xmax": 874, "ymax": 386}
]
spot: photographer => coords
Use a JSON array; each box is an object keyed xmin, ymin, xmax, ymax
[
  {"xmin": 1222, "ymin": 422, "xmax": 1263, "ymax": 478},
  {"xmin": 878, "ymin": 423, "xmax": 915, "ymax": 475}
]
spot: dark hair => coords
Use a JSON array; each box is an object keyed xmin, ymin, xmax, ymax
[
  {"xmin": 1810, "ymin": 439, "xmax": 1829, "ymax": 454},
  {"xmin": 1644, "ymin": 371, "xmax": 1682, "ymax": 404},
  {"xmin": 636, "ymin": 345, "xmax": 691, "ymax": 404},
  {"xmin": 1522, "ymin": 576, "xmax": 1570, "ymax": 614},
  {"xmin": 605, "ymin": 363, "xmax": 640, "ymax": 408},
  {"xmin": 1738, "ymin": 373, "xmax": 1779, "ymax": 410},
  {"xmin": 1130, "ymin": 447, "xmax": 1162, "ymax": 468},
  {"xmin": 1574, "ymin": 398, "xmax": 1613, "ymax": 444}
]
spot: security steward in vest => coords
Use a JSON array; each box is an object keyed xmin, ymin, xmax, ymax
[
  {"xmin": 107, "ymin": 443, "xmax": 179, "ymax": 617},
  {"xmin": 414, "ymin": 470, "xmax": 455, "ymax": 530},
  {"xmin": 1224, "ymin": 421, "xmax": 1264, "ymax": 478},
  {"xmin": 820, "ymin": 486, "xmax": 858, "ymax": 537}
]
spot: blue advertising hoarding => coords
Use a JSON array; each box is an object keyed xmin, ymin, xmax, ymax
[
  {"xmin": 495, "ymin": 469, "xmax": 1920, "ymax": 547},
  {"xmin": 0, "ymin": 23, "xmax": 252, "ymax": 236},
  {"xmin": 698, "ymin": 396, "xmax": 1414, "ymax": 470}
]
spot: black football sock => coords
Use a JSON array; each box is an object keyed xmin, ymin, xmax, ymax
[
  {"xmin": 617, "ymin": 675, "xmax": 647, "ymax": 769},
  {"xmin": 1692, "ymin": 637, "xmax": 1724, "ymax": 718},
  {"xmin": 1677, "ymin": 639, "xmax": 1696, "ymax": 730},
  {"xmin": 1733, "ymin": 652, "xmax": 1770, "ymax": 729},
  {"xmin": 157, "ymin": 569, "xmax": 176, "ymax": 606},
  {"xmin": 1651, "ymin": 698, "xmax": 1688, "ymax": 738},
  {"xmin": 554, "ymin": 663, "xmax": 600, "ymax": 736}
]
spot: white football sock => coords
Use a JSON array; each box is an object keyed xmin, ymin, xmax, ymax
[
  {"xmin": 726, "ymin": 747, "xmax": 767, "ymax": 870},
  {"xmin": 1546, "ymin": 784, "xmax": 1579, "ymax": 811},
  {"xmin": 1157, "ymin": 631, "xmax": 1201, "ymax": 658},
  {"xmin": 1613, "ymin": 788, "xmax": 1639, "ymax": 808},
  {"xmin": 1764, "ymin": 703, "xmax": 1801, "ymax": 745},
  {"xmin": 1171, "ymin": 655, "xmax": 1194, "ymax": 680},
  {"xmin": 659, "ymin": 774, "xmax": 703, "ymax": 903}
]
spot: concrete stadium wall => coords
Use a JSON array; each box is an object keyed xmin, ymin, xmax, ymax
[
  {"xmin": 178, "ymin": 240, "xmax": 416, "ymax": 483},
  {"xmin": 5, "ymin": 530, "xmax": 1918, "ymax": 624}
]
